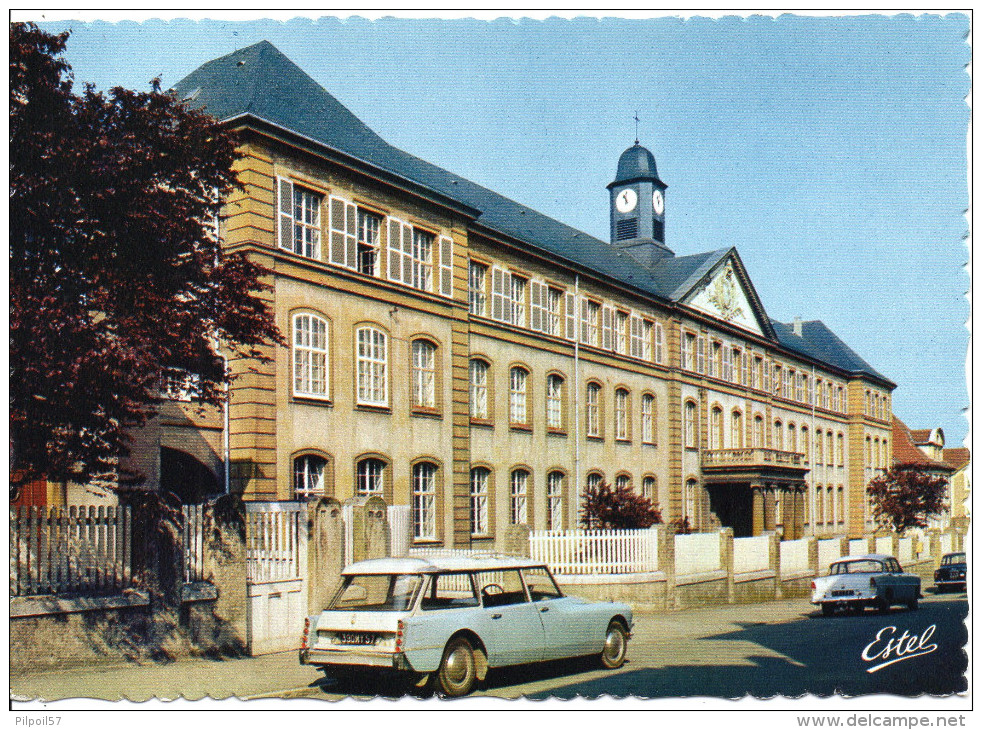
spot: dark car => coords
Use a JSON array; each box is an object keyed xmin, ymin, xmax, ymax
[{"xmin": 934, "ymin": 552, "xmax": 967, "ymax": 592}]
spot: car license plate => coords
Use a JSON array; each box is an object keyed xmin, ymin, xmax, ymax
[
  {"xmin": 831, "ymin": 590, "xmax": 854, "ymax": 597},
  {"xmin": 331, "ymin": 632, "xmax": 378, "ymax": 646}
]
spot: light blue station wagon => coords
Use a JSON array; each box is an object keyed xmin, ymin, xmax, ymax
[{"xmin": 300, "ymin": 554, "xmax": 634, "ymax": 696}]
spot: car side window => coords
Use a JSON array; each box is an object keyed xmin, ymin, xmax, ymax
[
  {"xmin": 522, "ymin": 567, "xmax": 563, "ymax": 601},
  {"xmin": 420, "ymin": 573, "xmax": 479, "ymax": 611},
  {"xmin": 474, "ymin": 569, "xmax": 529, "ymax": 608},
  {"xmin": 887, "ymin": 558, "xmax": 902, "ymax": 573}
]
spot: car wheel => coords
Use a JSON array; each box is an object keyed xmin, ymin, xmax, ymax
[
  {"xmin": 600, "ymin": 620, "xmax": 629, "ymax": 669},
  {"xmin": 907, "ymin": 597, "xmax": 918, "ymax": 611},
  {"xmin": 437, "ymin": 636, "xmax": 478, "ymax": 697},
  {"xmin": 821, "ymin": 603, "xmax": 835, "ymax": 617},
  {"xmin": 876, "ymin": 596, "xmax": 891, "ymax": 614}
]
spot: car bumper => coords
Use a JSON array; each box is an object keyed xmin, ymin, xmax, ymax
[{"xmin": 301, "ymin": 646, "xmax": 412, "ymax": 671}]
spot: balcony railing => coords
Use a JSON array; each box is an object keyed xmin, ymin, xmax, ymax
[{"xmin": 701, "ymin": 447, "xmax": 804, "ymax": 468}]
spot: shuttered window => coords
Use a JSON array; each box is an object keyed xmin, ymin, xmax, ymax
[
  {"xmin": 491, "ymin": 267, "xmax": 509, "ymax": 323},
  {"xmin": 438, "ymin": 236, "xmax": 453, "ymax": 297},
  {"xmin": 329, "ymin": 196, "xmax": 357, "ymax": 269},
  {"xmin": 564, "ymin": 293, "xmax": 576, "ymax": 341},
  {"xmin": 278, "ymin": 178, "xmax": 322, "ymax": 259},
  {"xmin": 654, "ymin": 321, "xmax": 665, "ymax": 364}
]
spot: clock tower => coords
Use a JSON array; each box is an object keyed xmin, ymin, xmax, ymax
[{"xmin": 607, "ymin": 142, "xmax": 672, "ymax": 267}]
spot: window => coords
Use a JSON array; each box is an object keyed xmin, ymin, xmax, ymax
[
  {"xmin": 586, "ymin": 300, "xmax": 600, "ymax": 346},
  {"xmin": 587, "ymin": 472, "xmax": 603, "ymax": 490},
  {"xmin": 546, "ymin": 374, "xmax": 564, "ymax": 430},
  {"xmin": 816, "ymin": 430, "xmax": 824, "ymax": 465},
  {"xmin": 356, "ymin": 326, "xmax": 387, "ymax": 406},
  {"xmin": 641, "ymin": 393, "xmax": 655, "ymax": 444},
  {"xmin": 411, "ymin": 462, "xmax": 437, "ymax": 540},
  {"xmin": 421, "ymin": 574, "xmax": 479, "ymax": 610},
  {"xmin": 795, "ymin": 373, "xmax": 804, "ymax": 402},
  {"xmin": 642, "ymin": 476, "xmax": 656, "ymax": 501},
  {"xmin": 643, "ymin": 319, "xmax": 654, "ymax": 361},
  {"xmin": 475, "ymin": 569, "xmax": 527, "ymax": 607},
  {"xmin": 357, "ymin": 209, "xmax": 382, "ymax": 276},
  {"xmin": 356, "ymin": 458, "xmax": 385, "ymax": 497},
  {"xmin": 837, "ymin": 433, "xmax": 845, "ymax": 466},
  {"xmin": 469, "ymin": 467, "xmax": 490, "ymax": 536},
  {"xmin": 753, "ymin": 415, "xmax": 765, "ymax": 448},
  {"xmin": 731, "ymin": 410, "xmax": 744, "ymax": 448},
  {"xmin": 410, "ymin": 228, "xmax": 434, "ymax": 290},
  {"xmin": 615, "ymin": 473, "xmax": 631, "ymax": 490},
  {"xmin": 293, "ymin": 313, "xmax": 329, "ymax": 398},
  {"xmin": 827, "ymin": 432, "xmax": 834, "ymax": 467},
  {"xmin": 684, "ymin": 400, "xmax": 698, "ymax": 448},
  {"xmin": 546, "ymin": 287, "xmax": 562, "ymax": 335},
  {"xmin": 654, "ymin": 321, "xmax": 665, "ymax": 364},
  {"xmin": 684, "ymin": 478, "xmax": 698, "ymax": 524},
  {"xmin": 773, "ymin": 420, "xmax": 784, "ymax": 449},
  {"xmin": 510, "ymin": 275, "xmax": 527, "ymax": 328},
  {"xmin": 615, "ymin": 311, "xmax": 628, "ymax": 354},
  {"xmin": 293, "ymin": 454, "xmax": 327, "ymax": 498},
  {"xmin": 788, "ymin": 422, "xmax": 797, "ymax": 453},
  {"xmin": 802, "ymin": 426, "xmax": 810, "ymax": 461},
  {"xmin": 469, "ymin": 359, "xmax": 489, "ymax": 420},
  {"xmin": 411, "ymin": 340, "xmax": 437, "ymax": 409},
  {"xmin": 278, "ymin": 181, "xmax": 321, "ymax": 258},
  {"xmin": 468, "ymin": 261, "xmax": 488, "ymax": 316},
  {"xmin": 509, "ymin": 367, "xmax": 529, "ymax": 426},
  {"xmin": 697, "ymin": 334, "xmax": 706, "ymax": 373},
  {"xmin": 709, "ymin": 341, "xmax": 721, "ymax": 378},
  {"xmin": 586, "ymin": 382, "xmax": 602, "ymax": 438},
  {"xmin": 510, "ymin": 470, "xmax": 529, "ymax": 525},
  {"xmin": 523, "ymin": 567, "xmax": 562, "ymax": 601},
  {"xmin": 615, "ymin": 388, "xmax": 630, "ymax": 441},
  {"xmin": 546, "ymin": 471, "xmax": 564, "ymax": 530},
  {"xmin": 710, "ymin": 406, "xmax": 723, "ymax": 449},
  {"xmin": 682, "ymin": 332, "xmax": 696, "ymax": 370},
  {"xmin": 753, "ymin": 356, "xmax": 762, "ymax": 390}
]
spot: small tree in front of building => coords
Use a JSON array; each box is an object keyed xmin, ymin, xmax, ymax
[
  {"xmin": 867, "ymin": 466, "xmax": 949, "ymax": 535},
  {"xmin": 580, "ymin": 481, "xmax": 662, "ymax": 530}
]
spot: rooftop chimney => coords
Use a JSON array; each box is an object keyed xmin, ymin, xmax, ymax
[{"xmin": 792, "ymin": 316, "xmax": 803, "ymax": 337}]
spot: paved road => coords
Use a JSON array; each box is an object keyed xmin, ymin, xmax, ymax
[{"xmin": 11, "ymin": 592, "xmax": 968, "ymax": 703}]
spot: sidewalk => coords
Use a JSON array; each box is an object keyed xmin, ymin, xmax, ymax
[{"xmin": 11, "ymin": 650, "xmax": 324, "ymax": 703}]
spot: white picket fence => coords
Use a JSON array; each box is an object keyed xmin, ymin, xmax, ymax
[
  {"xmin": 10, "ymin": 505, "xmax": 134, "ymax": 596},
  {"xmin": 182, "ymin": 504, "xmax": 206, "ymax": 583},
  {"xmin": 388, "ymin": 505, "xmax": 411, "ymax": 557},
  {"xmin": 529, "ymin": 528, "xmax": 659, "ymax": 575},
  {"xmin": 245, "ymin": 502, "xmax": 302, "ymax": 582}
]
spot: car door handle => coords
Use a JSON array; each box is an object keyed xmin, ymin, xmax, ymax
[{"xmin": 491, "ymin": 613, "xmax": 502, "ymax": 619}]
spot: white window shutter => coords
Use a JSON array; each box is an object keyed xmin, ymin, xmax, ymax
[
  {"xmin": 655, "ymin": 322, "xmax": 664, "ymax": 363},
  {"xmin": 343, "ymin": 201, "xmax": 358, "ymax": 270},
  {"xmin": 530, "ymin": 281, "xmax": 543, "ymax": 332},
  {"xmin": 401, "ymin": 224, "xmax": 413, "ymax": 285},
  {"xmin": 439, "ymin": 235, "xmax": 454, "ymax": 297},
  {"xmin": 602, "ymin": 305, "xmax": 613, "ymax": 350},
  {"xmin": 328, "ymin": 196, "xmax": 348, "ymax": 267},
  {"xmin": 579, "ymin": 297, "xmax": 589, "ymax": 343},
  {"xmin": 696, "ymin": 335, "xmax": 706, "ymax": 374},
  {"xmin": 564, "ymin": 292, "xmax": 576, "ymax": 341},
  {"xmin": 491, "ymin": 267, "xmax": 505, "ymax": 321},
  {"xmin": 277, "ymin": 177, "xmax": 294, "ymax": 252},
  {"xmin": 387, "ymin": 219, "xmax": 403, "ymax": 281}
]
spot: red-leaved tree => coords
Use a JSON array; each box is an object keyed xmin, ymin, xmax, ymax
[
  {"xmin": 579, "ymin": 480, "xmax": 662, "ymax": 530},
  {"xmin": 10, "ymin": 23, "xmax": 282, "ymax": 494},
  {"xmin": 866, "ymin": 466, "xmax": 950, "ymax": 535}
]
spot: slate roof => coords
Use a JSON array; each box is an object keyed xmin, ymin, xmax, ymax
[{"xmin": 173, "ymin": 41, "xmax": 893, "ymax": 386}]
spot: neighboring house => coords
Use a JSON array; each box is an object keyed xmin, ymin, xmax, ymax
[
  {"xmin": 942, "ymin": 447, "xmax": 970, "ymax": 529},
  {"xmin": 18, "ymin": 42, "xmax": 899, "ymax": 543},
  {"xmin": 892, "ymin": 417, "xmax": 957, "ymax": 529}
]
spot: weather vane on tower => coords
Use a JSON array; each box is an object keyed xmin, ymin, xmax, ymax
[{"xmin": 634, "ymin": 110, "xmax": 640, "ymax": 145}]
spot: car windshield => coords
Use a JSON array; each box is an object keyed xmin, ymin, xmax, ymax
[
  {"xmin": 943, "ymin": 553, "xmax": 966, "ymax": 566},
  {"xmin": 830, "ymin": 560, "xmax": 884, "ymax": 575},
  {"xmin": 329, "ymin": 574, "xmax": 423, "ymax": 612}
]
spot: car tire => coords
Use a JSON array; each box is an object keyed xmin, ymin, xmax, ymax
[
  {"xmin": 821, "ymin": 603, "xmax": 835, "ymax": 617},
  {"xmin": 876, "ymin": 596, "xmax": 891, "ymax": 614},
  {"xmin": 907, "ymin": 597, "xmax": 918, "ymax": 611},
  {"xmin": 600, "ymin": 620, "xmax": 629, "ymax": 669},
  {"xmin": 437, "ymin": 636, "xmax": 478, "ymax": 697}
]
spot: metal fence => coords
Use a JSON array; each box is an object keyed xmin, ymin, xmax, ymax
[{"xmin": 182, "ymin": 504, "xmax": 206, "ymax": 583}]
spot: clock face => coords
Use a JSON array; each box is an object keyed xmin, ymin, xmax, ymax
[
  {"xmin": 615, "ymin": 188, "xmax": 638, "ymax": 214},
  {"xmin": 652, "ymin": 189, "xmax": 665, "ymax": 215}
]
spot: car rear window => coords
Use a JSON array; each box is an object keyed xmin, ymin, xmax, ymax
[
  {"xmin": 831, "ymin": 560, "xmax": 884, "ymax": 575},
  {"xmin": 329, "ymin": 574, "xmax": 423, "ymax": 612}
]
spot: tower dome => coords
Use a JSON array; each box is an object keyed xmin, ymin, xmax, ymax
[{"xmin": 611, "ymin": 143, "xmax": 660, "ymax": 186}]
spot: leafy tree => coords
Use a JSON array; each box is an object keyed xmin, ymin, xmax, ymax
[
  {"xmin": 10, "ymin": 23, "xmax": 281, "ymax": 493},
  {"xmin": 579, "ymin": 480, "xmax": 662, "ymax": 530},
  {"xmin": 867, "ymin": 466, "xmax": 950, "ymax": 535}
]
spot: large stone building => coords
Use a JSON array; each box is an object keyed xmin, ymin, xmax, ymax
[{"xmin": 63, "ymin": 42, "xmax": 904, "ymax": 541}]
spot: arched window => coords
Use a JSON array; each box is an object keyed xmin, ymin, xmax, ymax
[
  {"xmin": 293, "ymin": 454, "xmax": 327, "ymax": 498},
  {"xmin": 753, "ymin": 415, "xmax": 765, "ymax": 448},
  {"xmin": 827, "ymin": 431, "xmax": 834, "ymax": 467},
  {"xmin": 586, "ymin": 382, "xmax": 602, "ymax": 438},
  {"xmin": 411, "ymin": 339, "xmax": 437, "ymax": 409},
  {"xmin": 546, "ymin": 373, "xmax": 564, "ymax": 430},
  {"xmin": 710, "ymin": 406, "xmax": 723, "ymax": 449},
  {"xmin": 802, "ymin": 425, "xmax": 810, "ymax": 461},
  {"xmin": 615, "ymin": 473, "xmax": 631, "ymax": 490},
  {"xmin": 641, "ymin": 393, "xmax": 656, "ymax": 444},
  {"xmin": 615, "ymin": 388, "xmax": 631, "ymax": 441},
  {"xmin": 356, "ymin": 457, "xmax": 386, "ymax": 497},
  {"xmin": 816, "ymin": 430, "xmax": 824, "ymax": 465},
  {"xmin": 293, "ymin": 313, "xmax": 329, "ymax": 397},
  {"xmin": 788, "ymin": 422, "xmax": 797, "ymax": 453},
  {"xmin": 773, "ymin": 420, "xmax": 784, "ymax": 450},
  {"xmin": 509, "ymin": 366, "xmax": 529, "ymax": 426},
  {"xmin": 546, "ymin": 471, "xmax": 564, "ymax": 530},
  {"xmin": 469, "ymin": 359, "xmax": 489, "ymax": 419},
  {"xmin": 684, "ymin": 400, "xmax": 698, "ymax": 448},
  {"xmin": 684, "ymin": 478, "xmax": 698, "ymax": 525},
  {"xmin": 469, "ymin": 467, "xmax": 490, "ymax": 537},
  {"xmin": 411, "ymin": 462, "xmax": 437, "ymax": 540},
  {"xmin": 731, "ymin": 410, "xmax": 744, "ymax": 448},
  {"xmin": 510, "ymin": 469, "xmax": 529, "ymax": 525},
  {"xmin": 642, "ymin": 475, "xmax": 656, "ymax": 501},
  {"xmin": 587, "ymin": 471, "xmax": 604, "ymax": 490},
  {"xmin": 355, "ymin": 326, "xmax": 387, "ymax": 406}
]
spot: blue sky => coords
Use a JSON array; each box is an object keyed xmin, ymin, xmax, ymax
[{"xmin": 28, "ymin": 12, "xmax": 971, "ymax": 449}]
